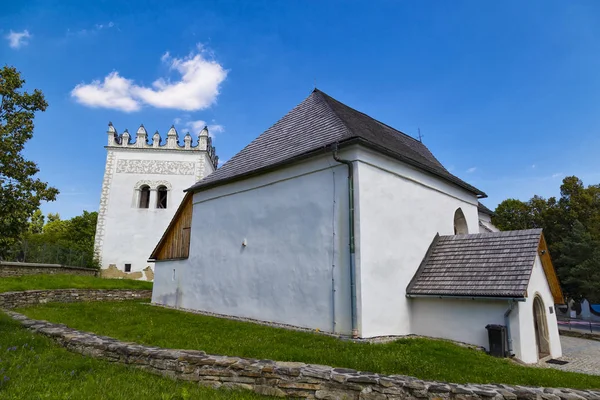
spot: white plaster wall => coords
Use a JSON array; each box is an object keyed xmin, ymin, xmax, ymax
[
  {"xmin": 409, "ymin": 298, "xmax": 512, "ymax": 349},
  {"xmin": 514, "ymin": 255, "xmax": 562, "ymax": 363},
  {"xmin": 100, "ymin": 148, "xmax": 214, "ymax": 276},
  {"xmin": 355, "ymin": 147, "xmax": 480, "ymax": 337},
  {"xmin": 152, "ymin": 259, "xmax": 188, "ymax": 306},
  {"xmin": 152, "ymin": 153, "xmax": 353, "ymax": 334},
  {"xmin": 478, "ymin": 212, "xmax": 499, "ymax": 233}
]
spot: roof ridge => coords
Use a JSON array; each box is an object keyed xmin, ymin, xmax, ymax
[
  {"xmin": 187, "ymin": 89, "xmax": 485, "ymax": 197},
  {"xmin": 311, "ymin": 90, "xmax": 354, "ymax": 139},
  {"xmin": 439, "ymin": 228, "xmax": 542, "ymax": 239},
  {"xmin": 316, "ymin": 89, "xmax": 423, "ymax": 145},
  {"xmin": 207, "ymin": 90, "xmax": 333, "ymax": 172}
]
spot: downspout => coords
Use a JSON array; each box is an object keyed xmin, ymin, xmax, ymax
[
  {"xmin": 504, "ymin": 300, "xmax": 515, "ymax": 356},
  {"xmin": 332, "ymin": 144, "xmax": 359, "ymax": 338}
]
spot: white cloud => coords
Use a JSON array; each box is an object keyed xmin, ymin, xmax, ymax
[
  {"xmin": 6, "ymin": 30, "xmax": 32, "ymax": 49},
  {"xmin": 531, "ymin": 164, "xmax": 536, "ymax": 169},
  {"xmin": 179, "ymin": 118, "xmax": 224, "ymax": 137},
  {"xmin": 71, "ymin": 45, "xmax": 227, "ymax": 112},
  {"xmin": 466, "ymin": 167, "xmax": 477, "ymax": 173},
  {"xmin": 71, "ymin": 72, "xmax": 140, "ymax": 112},
  {"xmin": 68, "ymin": 22, "xmax": 116, "ymax": 37},
  {"xmin": 95, "ymin": 21, "xmax": 115, "ymax": 30},
  {"xmin": 207, "ymin": 124, "xmax": 224, "ymax": 135},
  {"xmin": 552, "ymin": 172, "xmax": 563, "ymax": 179}
]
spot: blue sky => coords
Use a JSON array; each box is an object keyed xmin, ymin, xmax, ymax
[{"xmin": 3, "ymin": 0, "xmax": 600, "ymax": 218}]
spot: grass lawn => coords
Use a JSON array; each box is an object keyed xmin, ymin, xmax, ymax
[
  {"xmin": 0, "ymin": 274, "xmax": 152, "ymax": 293},
  {"xmin": 18, "ymin": 300, "xmax": 600, "ymax": 390},
  {"xmin": 0, "ymin": 311, "xmax": 270, "ymax": 399}
]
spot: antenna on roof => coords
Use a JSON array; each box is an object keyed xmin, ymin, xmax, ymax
[
  {"xmin": 313, "ymin": 77, "xmax": 317, "ymax": 89},
  {"xmin": 417, "ymin": 128, "xmax": 424, "ymax": 143}
]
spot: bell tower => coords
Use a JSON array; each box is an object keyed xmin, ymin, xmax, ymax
[{"xmin": 94, "ymin": 122, "xmax": 218, "ymax": 280}]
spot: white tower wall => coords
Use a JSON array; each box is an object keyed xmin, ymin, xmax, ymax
[{"xmin": 94, "ymin": 124, "xmax": 217, "ymax": 280}]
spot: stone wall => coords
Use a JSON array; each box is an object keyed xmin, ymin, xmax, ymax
[
  {"xmin": 5, "ymin": 310, "xmax": 600, "ymax": 400},
  {"xmin": 0, "ymin": 289, "xmax": 152, "ymax": 309},
  {"xmin": 0, "ymin": 261, "xmax": 97, "ymax": 277}
]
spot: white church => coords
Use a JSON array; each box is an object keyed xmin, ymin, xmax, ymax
[
  {"xmin": 93, "ymin": 123, "xmax": 218, "ymax": 280},
  {"xmin": 97, "ymin": 89, "xmax": 565, "ymax": 364}
]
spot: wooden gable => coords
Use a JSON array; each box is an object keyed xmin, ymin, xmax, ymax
[
  {"xmin": 150, "ymin": 192, "xmax": 193, "ymax": 261},
  {"xmin": 538, "ymin": 233, "xmax": 565, "ymax": 305}
]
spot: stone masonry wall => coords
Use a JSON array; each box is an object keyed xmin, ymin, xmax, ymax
[
  {"xmin": 0, "ymin": 261, "xmax": 98, "ymax": 277},
  {"xmin": 5, "ymin": 310, "xmax": 600, "ymax": 400},
  {"xmin": 0, "ymin": 289, "xmax": 152, "ymax": 309}
]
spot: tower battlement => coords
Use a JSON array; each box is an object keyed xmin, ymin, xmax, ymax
[{"xmin": 107, "ymin": 122, "xmax": 218, "ymax": 169}]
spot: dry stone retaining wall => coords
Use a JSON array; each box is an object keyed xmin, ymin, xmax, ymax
[
  {"xmin": 4, "ymin": 310, "xmax": 600, "ymax": 400},
  {"xmin": 0, "ymin": 261, "xmax": 97, "ymax": 277},
  {"xmin": 0, "ymin": 289, "xmax": 152, "ymax": 309}
]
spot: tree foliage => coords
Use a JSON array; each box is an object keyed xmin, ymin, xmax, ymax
[
  {"xmin": 0, "ymin": 66, "xmax": 58, "ymax": 255},
  {"xmin": 28, "ymin": 209, "xmax": 45, "ymax": 234},
  {"xmin": 493, "ymin": 176, "xmax": 600, "ymax": 301},
  {"xmin": 22, "ymin": 211, "xmax": 99, "ymax": 269}
]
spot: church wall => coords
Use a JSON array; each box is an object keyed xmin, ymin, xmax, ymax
[
  {"xmin": 409, "ymin": 298, "xmax": 509, "ymax": 349},
  {"xmin": 354, "ymin": 147, "xmax": 480, "ymax": 337},
  {"xmin": 151, "ymin": 152, "xmax": 354, "ymax": 334},
  {"xmin": 514, "ymin": 255, "xmax": 562, "ymax": 363},
  {"xmin": 99, "ymin": 148, "xmax": 211, "ymax": 278}
]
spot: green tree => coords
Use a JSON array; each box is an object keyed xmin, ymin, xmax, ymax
[
  {"xmin": 492, "ymin": 199, "xmax": 534, "ymax": 231},
  {"xmin": 0, "ymin": 66, "xmax": 58, "ymax": 256},
  {"xmin": 556, "ymin": 221, "xmax": 600, "ymax": 302},
  {"xmin": 493, "ymin": 176, "xmax": 600, "ymax": 301},
  {"xmin": 25, "ymin": 210, "xmax": 99, "ymax": 268},
  {"xmin": 46, "ymin": 212, "xmax": 60, "ymax": 223},
  {"xmin": 28, "ymin": 209, "xmax": 45, "ymax": 234}
]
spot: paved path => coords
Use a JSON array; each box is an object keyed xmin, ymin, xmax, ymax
[{"xmin": 542, "ymin": 336, "xmax": 600, "ymax": 375}]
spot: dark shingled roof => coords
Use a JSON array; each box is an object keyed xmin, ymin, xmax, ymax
[
  {"xmin": 187, "ymin": 89, "xmax": 485, "ymax": 196},
  {"xmin": 406, "ymin": 229, "xmax": 543, "ymax": 298},
  {"xmin": 477, "ymin": 202, "xmax": 495, "ymax": 216}
]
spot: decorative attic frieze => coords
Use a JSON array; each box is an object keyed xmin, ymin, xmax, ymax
[{"xmin": 105, "ymin": 122, "xmax": 219, "ymax": 169}]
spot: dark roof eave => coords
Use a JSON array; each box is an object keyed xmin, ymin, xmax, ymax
[
  {"xmin": 185, "ymin": 144, "xmax": 333, "ymax": 193},
  {"xmin": 187, "ymin": 137, "xmax": 487, "ymax": 197},
  {"xmin": 406, "ymin": 293, "xmax": 527, "ymax": 302},
  {"xmin": 477, "ymin": 202, "xmax": 495, "ymax": 216}
]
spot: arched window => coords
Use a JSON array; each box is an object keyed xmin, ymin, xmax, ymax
[
  {"xmin": 157, "ymin": 185, "xmax": 168, "ymax": 209},
  {"xmin": 139, "ymin": 185, "xmax": 150, "ymax": 209},
  {"xmin": 453, "ymin": 208, "xmax": 468, "ymax": 235}
]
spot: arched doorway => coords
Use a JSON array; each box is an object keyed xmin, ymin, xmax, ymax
[{"xmin": 533, "ymin": 295, "xmax": 550, "ymax": 359}]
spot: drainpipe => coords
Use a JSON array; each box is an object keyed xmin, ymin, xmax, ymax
[
  {"xmin": 504, "ymin": 300, "xmax": 515, "ymax": 356},
  {"xmin": 332, "ymin": 144, "xmax": 358, "ymax": 338}
]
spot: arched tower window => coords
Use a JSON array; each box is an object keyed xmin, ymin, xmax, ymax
[
  {"xmin": 453, "ymin": 208, "xmax": 468, "ymax": 235},
  {"xmin": 139, "ymin": 185, "xmax": 150, "ymax": 209},
  {"xmin": 157, "ymin": 185, "xmax": 168, "ymax": 209}
]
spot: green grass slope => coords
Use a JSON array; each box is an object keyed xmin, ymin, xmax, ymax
[
  {"xmin": 0, "ymin": 274, "xmax": 152, "ymax": 293},
  {"xmin": 0, "ymin": 312, "xmax": 269, "ymax": 399},
  {"xmin": 18, "ymin": 300, "xmax": 600, "ymax": 390}
]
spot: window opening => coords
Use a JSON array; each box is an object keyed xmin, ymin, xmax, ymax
[
  {"xmin": 139, "ymin": 185, "xmax": 150, "ymax": 208},
  {"xmin": 157, "ymin": 185, "xmax": 168, "ymax": 209}
]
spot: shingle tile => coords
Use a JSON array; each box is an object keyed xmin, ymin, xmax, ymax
[
  {"xmin": 406, "ymin": 229, "xmax": 542, "ymax": 298},
  {"xmin": 187, "ymin": 89, "xmax": 485, "ymax": 196}
]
